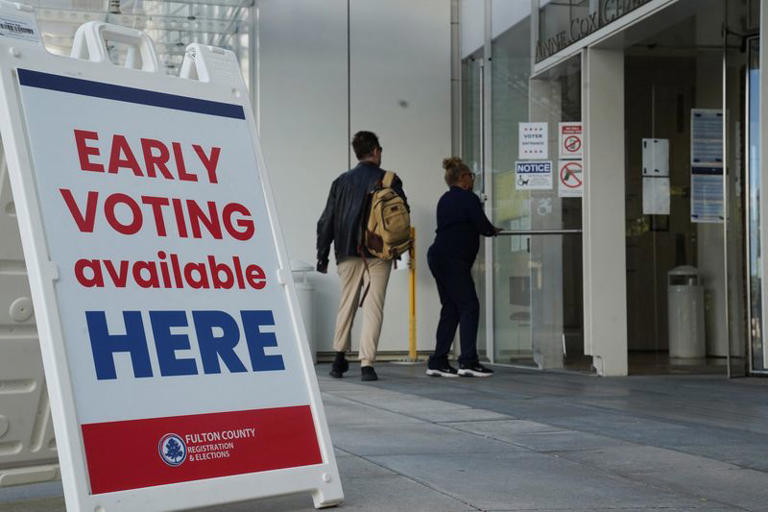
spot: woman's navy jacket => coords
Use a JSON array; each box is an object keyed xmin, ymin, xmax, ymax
[{"xmin": 430, "ymin": 186, "xmax": 495, "ymax": 264}]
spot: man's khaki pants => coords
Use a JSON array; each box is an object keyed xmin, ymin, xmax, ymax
[{"xmin": 332, "ymin": 257, "xmax": 392, "ymax": 367}]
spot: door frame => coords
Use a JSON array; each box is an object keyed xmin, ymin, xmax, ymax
[{"xmin": 746, "ymin": 34, "xmax": 768, "ymax": 374}]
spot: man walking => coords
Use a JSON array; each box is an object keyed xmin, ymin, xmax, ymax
[{"xmin": 316, "ymin": 131, "xmax": 407, "ymax": 381}]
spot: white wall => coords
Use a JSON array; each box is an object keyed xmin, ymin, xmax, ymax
[{"xmin": 255, "ymin": 0, "xmax": 451, "ymax": 356}]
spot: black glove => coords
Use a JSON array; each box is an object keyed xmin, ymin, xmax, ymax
[{"xmin": 317, "ymin": 260, "xmax": 328, "ymax": 274}]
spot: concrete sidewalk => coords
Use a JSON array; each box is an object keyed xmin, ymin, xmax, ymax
[{"xmin": 3, "ymin": 363, "xmax": 768, "ymax": 511}]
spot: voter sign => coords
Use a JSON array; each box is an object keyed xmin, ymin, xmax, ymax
[
  {"xmin": 558, "ymin": 122, "xmax": 583, "ymax": 160},
  {"xmin": 0, "ymin": 15, "xmax": 341, "ymax": 512},
  {"xmin": 519, "ymin": 122, "xmax": 548, "ymax": 159}
]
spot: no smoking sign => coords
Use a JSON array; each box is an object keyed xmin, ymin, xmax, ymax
[
  {"xmin": 558, "ymin": 122, "xmax": 583, "ymax": 159},
  {"xmin": 564, "ymin": 135, "xmax": 581, "ymax": 153}
]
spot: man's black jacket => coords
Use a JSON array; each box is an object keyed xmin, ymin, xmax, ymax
[{"xmin": 316, "ymin": 161, "xmax": 407, "ymax": 266}]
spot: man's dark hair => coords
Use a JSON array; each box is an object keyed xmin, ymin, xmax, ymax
[{"xmin": 352, "ymin": 131, "xmax": 380, "ymax": 160}]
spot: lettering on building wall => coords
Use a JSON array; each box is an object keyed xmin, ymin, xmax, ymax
[{"xmin": 536, "ymin": 0, "xmax": 653, "ymax": 62}]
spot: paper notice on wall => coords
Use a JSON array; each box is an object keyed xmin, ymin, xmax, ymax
[
  {"xmin": 691, "ymin": 168, "xmax": 724, "ymax": 222},
  {"xmin": 690, "ymin": 109, "xmax": 724, "ymax": 223},
  {"xmin": 519, "ymin": 122, "xmax": 548, "ymax": 159},
  {"xmin": 692, "ymin": 110, "xmax": 724, "ymax": 156},
  {"xmin": 643, "ymin": 177, "xmax": 670, "ymax": 215},
  {"xmin": 642, "ymin": 138, "xmax": 669, "ymax": 176},
  {"xmin": 515, "ymin": 161, "xmax": 553, "ymax": 190}
]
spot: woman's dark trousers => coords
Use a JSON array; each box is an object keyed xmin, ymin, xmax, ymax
[{"xmin": 427, "ymin": 247, "xmax": 480, "ymax": 367}]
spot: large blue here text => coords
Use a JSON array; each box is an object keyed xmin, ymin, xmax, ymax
[{"xmin": 86, "ymin": 310, "xmax": 285, "ymax": 379}]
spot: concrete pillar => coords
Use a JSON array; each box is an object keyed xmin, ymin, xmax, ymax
[{"xmin": 582, "ymin": 48, "xmax": 628, "ymax": 376}]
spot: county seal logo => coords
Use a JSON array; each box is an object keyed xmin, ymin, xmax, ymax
[{"xmin": 158, "ymin": 433, "xmax": 187, "ymax": 467}]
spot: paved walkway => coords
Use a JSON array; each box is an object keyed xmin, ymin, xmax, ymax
[{"xmin": 3, "ymin": 363, "xmax": 768, "ymax": 511}]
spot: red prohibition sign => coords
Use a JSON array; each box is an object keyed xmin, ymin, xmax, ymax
[
  {"xmin": 564, "ymin": 135, "xmax": 582, "ymax": 153},
  {"xmin": 560, "ymin": 161, "xmax": 583, "ymax": 188}
]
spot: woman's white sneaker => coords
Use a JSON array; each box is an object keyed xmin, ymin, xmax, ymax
[
  {"xmin": 457, "ymin": 363, "xmax": 494, "ymax": 377},
  {"xmin": 426, "ymin": 365, "xmax": 459, "ymax": 378}
]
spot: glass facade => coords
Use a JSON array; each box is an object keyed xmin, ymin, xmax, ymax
[
  {"xmin": 460, "ymin": 0, "xmax": 487, "ymax": 360},
  {"xmin": 460, "ymin": 0, "xmax": 766, "ymax": 376},
  {"xmin": 490, "ymin": 2, "xmax": 533, "ymax": 363},
  {"xmin": 461, "ymin": 1, "xmax": 583, "ymax": 368},
  {"xmin": 537, "ymin": 0, "xmax": 654, "ymax": 62},
  {"xmin": 747, "ymin": 38, "xmax": 764, "ymax": 372},
  {"xmin": 31, "ymin": 1, "xmax": 251, "ymax": 77},
  {"xmin": 538, "ymin": 0, "xmax": 596, "ymax": 61}
]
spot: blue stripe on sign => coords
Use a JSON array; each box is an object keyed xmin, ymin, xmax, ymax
[
  {"xmin": 17, "ymin": 68, "xmax": 245, "ymax": 120},
  {"xmin": 691, "ymin": 167, "xmax": 724, "ymax": 176}
]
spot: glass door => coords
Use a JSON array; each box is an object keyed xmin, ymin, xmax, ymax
[
  {"xmin": 723, "ymin": 0, "xmax": 751, "ymax": 377},
  {"xmin": 745, "ymin": 37, "xmax": 766, "ymax": 373},
  {"xmin": 462, "ymin": 49, "xmax": 488, "ymax": 360},
  {"xmin": 463, "ymin": 52, "xmax": 484, "ymax": 184},
  {"xmin": 491, "ymin": 49, "xmax": 584, "ymax": 370},
  {"xmin": 462, "ymin": 2, "xmax": 583, "ymax": 370}
]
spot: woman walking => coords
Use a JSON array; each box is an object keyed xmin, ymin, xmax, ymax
[{"xmin": 426, "ymin": 157, "xmax": 500, "ymax": 378}]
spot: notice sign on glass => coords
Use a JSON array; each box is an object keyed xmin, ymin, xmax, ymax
[
  {"xmin": 641, "ymin": 138, "xmax": 670, "ymax": 215},
  {"xmin": 515, "ymin": 161, "xmax": 553, "ymax": 190},
  {"xmin": 690, "ymin": 109, "xmax": 724, "ymax": 223}
]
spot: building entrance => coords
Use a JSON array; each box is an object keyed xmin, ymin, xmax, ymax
[
  {"xmin": 465, "ymin": 0, "xmax": 767, "ymax": 377},
  {"xmin": 621, "ymin": 0, "xmax": 759, "ymax": 375}
]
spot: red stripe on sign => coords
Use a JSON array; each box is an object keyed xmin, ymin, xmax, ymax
[{"xmin": 81, "ymin": 405, "xmax": 322, "ymax": 494}]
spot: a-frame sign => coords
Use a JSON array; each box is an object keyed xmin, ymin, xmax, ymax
[{"xmin": 0, "ymin": 3, "xmax": 342, "ymax": 510}]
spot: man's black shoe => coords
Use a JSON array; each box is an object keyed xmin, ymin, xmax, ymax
[
  {"xmin": 426, "ymin": 363, "xmax": 459, "ymax": 378},
  {"xmin": 329, "ymin": 353, "xmax": 349, "ymax": 378},
  {"xmin": 458, "ymin": 362, "xmax": 494, "ymax": 378},
  {"xmin": 361, "ymin": 366, "xmax": 378, "ymax": 381}
]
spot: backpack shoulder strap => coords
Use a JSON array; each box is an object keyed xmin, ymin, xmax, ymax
[{"xmin": 382, "ymin": 170, "xmax": 397, "ymax": 188}]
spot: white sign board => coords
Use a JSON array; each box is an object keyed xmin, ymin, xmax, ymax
[
  {"xmin": 0, "ymin": 13, "xmax": 341, "ymax": 512},
  {"xmin": 642, "ymin": 138, "xmax": 669, "ymax": 176},
  {"xmin": 515, "ymin": 161, "xmax": 553, "ymax": 190},
  {"xmin": 519, "ymin": 122, "xmax": 548, "ymax": 159},
  {"xmin": 643, "ymin": 177, "xmax": 670, "ymax": 215},
  {"xmin": 557, "ymin": 160, "xmax": 583, "ymax": 198},
  {"xmin": 558, "ymin": 122, "xmax": 582, "ymax": 160},
  {"xmin": 690, "ymin": 109, "xmax": 724, "ymax": 223}
]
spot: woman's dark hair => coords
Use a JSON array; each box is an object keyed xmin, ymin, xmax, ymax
[
  {"xmin": 443, "ymin": 156, "xmax": 469, "ymax": 186},
  {"xmin": 352, "ymin": 131, "xmax": 380, "ymax": 160}
]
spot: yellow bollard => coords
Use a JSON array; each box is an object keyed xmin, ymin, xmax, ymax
[{"xmin": 408, "ymin": 227, "xmax": 417, "ymax": 361}]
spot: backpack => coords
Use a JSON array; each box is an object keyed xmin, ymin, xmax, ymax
[{"xmin": 363, "ymin": 171, "xmax": 411, "ymax": 260}]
